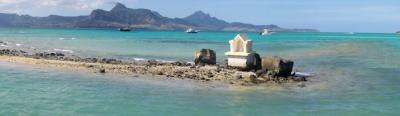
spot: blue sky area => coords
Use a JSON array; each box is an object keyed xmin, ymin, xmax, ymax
[{"xmin": 0, "ymin": 0, "xmax": 399, "ymax": 32}]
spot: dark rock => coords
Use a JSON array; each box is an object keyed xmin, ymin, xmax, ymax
[
  {"xmin": 171, "ymin": 61, "xmax": 191, "ymax": 66},
  {"xmin": 56, "ymin": 52, "xmax": 65, "ymax": 56},
  {"xmin": 99, "ymin": 69, "xmax": 106, "ymax": 73},
  {"xmin": 194, "ymin": 49, "xmax": 216, "ymax": 66},
  {"xmin": 50, "ymin": 53, "xmax": 56, "ymax": 56},
  {"xmin": 245, "ymin": 53, "xmax": 262, "ymax": 71},
  {"xmin": 87, "ymin": 65, "xmax": 95, "ymax": 68},
  {"xmin": 156, "ymin": 71, "xmax": 164, "ymax": 75},
  {"xmin": 84, "ymin": 58, "xmax": 98, "ymax": 63},
  {"xmin": 261, "ymin": 56, "xmax": 294, "ymax": 77},
  {"xmin": 292, "ymin": 76, "xmax": 306, "ymax": 82},
  {"xmin": 147, "ymin": 60, "xmax": 159, "ymax": 66}
]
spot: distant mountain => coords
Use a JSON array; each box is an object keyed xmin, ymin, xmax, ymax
[
  {"xmin": 0, "ymin": 3, "xmax": 318, "ymax": 32},
  {"xmin": 183, "ymin": 11, "xmax": 229, "ymax": 30}
]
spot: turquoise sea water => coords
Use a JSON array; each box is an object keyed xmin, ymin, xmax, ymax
[{"xmin": 0, "ymin": 28, "xmax": 400, "ymax": 115}]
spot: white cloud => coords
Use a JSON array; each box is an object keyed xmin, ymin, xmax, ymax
[
  {"xmin": 33, "ymin": 0, "xmax": 109, "ymax": 10},
  {"xmin": 0, "ymin": 0, "xmax": 22, "ymax": 4},
  {"xmin": 0, "ymin": 0, "xmax": 122, "ymax": 16}
]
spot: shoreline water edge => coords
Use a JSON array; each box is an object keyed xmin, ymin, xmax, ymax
[{"xmin": 0, "ymin": 47, "xmax": 310, "ymax": 87}]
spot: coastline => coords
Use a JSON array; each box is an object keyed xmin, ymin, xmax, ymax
[{"xmin": 0, "ymin": 48, "xmax": 307, "ymax": 86}]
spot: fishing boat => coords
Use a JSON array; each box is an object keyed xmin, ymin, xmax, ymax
[
  {"xmin": 260, "ymin": 29, "xmax": 272, "ymax": 35},
  {"xmin": 185, "ymin": 28, "xmax": 198, "ymax": 33},
  {"xmin": 118, "ymin": 28, "xmax": 131, "ymax": 32}
]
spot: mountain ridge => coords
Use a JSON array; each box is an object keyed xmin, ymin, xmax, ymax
[{"xmin": 0, "ymin": 3, "xmax": 318, "ymax": 32}]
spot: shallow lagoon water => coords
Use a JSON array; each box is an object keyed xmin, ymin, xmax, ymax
[{"xmin": 0, "ymin": 28, "xmax": 400, "ymax": 115}]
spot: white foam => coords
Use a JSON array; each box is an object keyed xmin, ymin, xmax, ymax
[
  {"xmin": 71, "ymin": 38, "xmax": 77, "ymax": 40},
  {"xmin": 53, "ymin": 49, "xmax": 74, "ymax": 53},
  {"xmin": 293, "ymin": 72, "xmax": 314, "ymax": 77},
  {"xmin": 131, "ymin": 58, "xmax": 180, "ymax": 63},
  {"xmin": 133, "ymin": 58, "xmax": 147, "ymax": 61},
  {"xmin": 15, "ymin": 44, "xmax": 22, "ymax": 47},
  {"xmin": 59, "ymin": 38, "xmax": 65, "ymax": 40},
  {"xmin": 0, "ymin": 44, "xmax": 9, "ymax": 47},
  {"xmin": 187, "ymin": 62, "xmax": 195, "ymax": 65}
]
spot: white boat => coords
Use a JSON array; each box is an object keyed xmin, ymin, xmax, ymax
[
  {"xmin": 118, "ymin": 27, "xmax": 131, "ymax": 32},
  {"xmin": 185, "ymin": 28, "xmax": 198, "ymax": 33},
  {"xmin": 260, "ymin": 29, "xmax": 272, "ymax": 35}
]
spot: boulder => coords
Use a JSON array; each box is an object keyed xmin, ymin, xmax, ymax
[
  {"xmin": 241, "ymin": 72, "xmax": 257, "ymax": 83},
  {"xmin": 245, "ymin": 53, "xmax": 262, "ymax": 71},
  {"xmin": 194, "ymin": 49, "xmax": 216, "ymax": 66},
  {"xmin": 261, "ymin": 56, "xmax": 294, "ymax": 77},
  {"xmin": 292, "ymin": 76, "xmax": 306, "ymax": 82},
  {"xmin": 99, "ymin": 68, "xmax": 106, "ymax": 73}
]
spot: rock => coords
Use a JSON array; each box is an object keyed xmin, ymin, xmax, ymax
[
  {"xmin": 87, "ymin": 65, "xmax": 95, "ymax": 68},
  {"xmin": 297, "ymin": 82, "xmax": 306, "ymax": 87},
  {"xmin": 261, "ymin": 56, "xmax": 294, "ymax": 77},
  {"xmin": 50, "ymin": 53, "xmax": 56, "ymax": 56},
  {"xmin": 241, "ymin": 72, "xmax": 257, "ymax": 83},
  {"xmin": 194, "ymin": 49, "xmax": 216, "ymax": 66},
  {"xmin": 245, "ymin": 53, "xmax": 262, "ymax": 71},
  {"xmin": 99, "ymin": 69, "xmax": 106, "ymax": 73},
  {"xmin": 233, "ymin": 73, "xmax": 242, "ymax": 80},
  {"xmin": 292, "ymin": 76, "xmax": 306, "ymax": 82},
  {"xmin": 147, "ymin": 60, "xmax": 159, "ymax": 66},
  {"xmin": 156, "ymin": 71, "xmax": 164, "ymax": 75}
]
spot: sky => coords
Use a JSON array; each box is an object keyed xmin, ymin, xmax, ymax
[{"xmin": 0, "ymin": 0, "xmax": 399, "ymax": 32}]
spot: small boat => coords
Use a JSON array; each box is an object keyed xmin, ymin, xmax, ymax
[
  {"xmin": 118, "ymin": 28, "xmax": 131, "ymax": 32},
  {"xmin": 185, "ymin": 28, "xmax": 198, "ymax": 33},
  {"xmin": 260, "ymin": 29, "xmax": 272, "ymax": 36}
]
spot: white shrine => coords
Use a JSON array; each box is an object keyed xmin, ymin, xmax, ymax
[{"xmin": 225, "ymin": 33, "xmax": 256, "ymax": 68}]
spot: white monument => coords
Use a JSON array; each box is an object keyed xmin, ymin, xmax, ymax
[{"xmin": 225, "ymin": 33, "xmax": 255, "ymax": 68}]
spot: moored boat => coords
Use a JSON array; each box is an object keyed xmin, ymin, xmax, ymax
[
  {"xmin": 185, "ymin": 28, "xmax": 198, "ymax": 33},
  {"xmin": 260, "ymin": 29, "xmax": 272, "ymax": 35},
  {"xmin": 118, "ymin": 28, "xmax": 131, "ymax": 32}
]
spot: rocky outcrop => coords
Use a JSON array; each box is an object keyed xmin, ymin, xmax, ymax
[
  {"xmin": 261, "ymin": 56, "xmax": 294, "ymax": 77},
  {"xmin": 0, "ymin": 48, "xmax": 306, "ymax": 86},
  {"xmin": 194, "ymin": 49, "xmax": 216, "ymax": 66}
]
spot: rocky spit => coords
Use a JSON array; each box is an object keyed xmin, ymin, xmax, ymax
[{"xmin": 0, "ymin": 49, "xmax": 308, "ymax": 86}]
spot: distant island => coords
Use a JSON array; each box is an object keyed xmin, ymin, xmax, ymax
[{"xmin": 0, "ymin": 3, "xmax": 318, "ymax": 32}]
